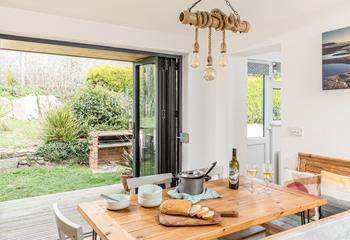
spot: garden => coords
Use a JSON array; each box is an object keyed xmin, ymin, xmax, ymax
[
  {"xmin": 0, "ymin": 60, "xmax": 134, "ymax": 201},
  {"xmin": 247, "ymin": 73, "xmax": 281, "ymax": 137}
]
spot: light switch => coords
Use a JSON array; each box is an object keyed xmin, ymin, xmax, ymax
[{"xmin": 288, "ymin": 127, "xmax": 303, "ymax": 136}]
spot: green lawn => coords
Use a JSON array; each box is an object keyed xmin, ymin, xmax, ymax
[
  {"xmin": 0, "ymin": 119, "xmax": 43, "ymax": 148},
  {"xmin": 0, "ymin": 165, "xmax": 120, "ymax": 202}
]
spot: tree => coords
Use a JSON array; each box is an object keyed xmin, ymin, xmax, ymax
[{"xmin": 85, "ymin": 65, "xmax": 132, "ymax": 97}]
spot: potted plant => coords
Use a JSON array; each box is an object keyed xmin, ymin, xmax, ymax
[{"xmin": 120, "ymin": 149, "xmax": 133, "ymax": 192}]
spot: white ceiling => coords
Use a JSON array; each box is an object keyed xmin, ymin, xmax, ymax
[{"xmin": 0, "ymin": 0, "xmax": 349, "ymax": 45}]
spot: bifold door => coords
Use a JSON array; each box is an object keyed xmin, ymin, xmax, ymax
[{"xmin": 133, "ymin": 57, "xmax": 181, "ymax": 177}]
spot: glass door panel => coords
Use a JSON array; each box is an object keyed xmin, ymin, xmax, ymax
[
  {"xmin": 139, "ymin": 64, "xmax": 157, "ymax": 176},
  {"xmin": 133, "ymin": 56, "xmax": 181, "ymax": 178},
  {"xmin": 247, "ymin": 73, "xmax": 264, "ymax": 138}
]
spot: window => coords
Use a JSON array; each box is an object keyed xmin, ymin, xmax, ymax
[
  {"xmin": 272, "ymin": 63, "xmax": 282, "ymax": 122},
  {"xmin": 247, "ymin": 74, "xmax": 264, "ymax": 138},
  {"xmin": 272, "ymin": 88, "xmax": 281, "ymax": 121}
]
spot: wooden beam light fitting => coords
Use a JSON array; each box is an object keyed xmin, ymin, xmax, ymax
[{"xmin": 179, "ymin": 10, "xmax": 250, "ymax": 33}]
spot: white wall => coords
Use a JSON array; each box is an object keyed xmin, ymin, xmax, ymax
[
  {"xmin": 281, "ymin": 12, "xmax": 350, "ymax": 179},
  {"xmin": 225, "ymin": 7, "xmax": 350, "ymax": 182}
]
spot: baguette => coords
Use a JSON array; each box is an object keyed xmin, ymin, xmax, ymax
[
  {"xmin": 189, "ymin": 205, "xmax": 202, "ymax": 217},
  {"xmin": 160, "ymin": 199, "xmax": 192, "ymax": 216},
  {"xmin": 202, "ymin": 210, "xmax": 215, "ymax": 220},
  {"xmin": 197, "ymin": 207, "xmax": 209, "ymax": 218}
]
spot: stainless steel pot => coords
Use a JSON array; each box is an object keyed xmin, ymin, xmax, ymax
[
  {"xmin": 178, "ymin": 170, "xmax": 206, "ymax": 195},
  {"xmin": 177, "ymin": 162, "xmax": 217, "ymax": 195}
]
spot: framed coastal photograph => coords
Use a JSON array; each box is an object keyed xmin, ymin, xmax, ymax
[{"xmin": 323, "ymin": 27, "xmax": 350, "ymax": 90}]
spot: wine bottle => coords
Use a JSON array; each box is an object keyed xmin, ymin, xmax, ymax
[{"xmin": 229, "ymin": 148, "xmax": 239, "ymax": 189}]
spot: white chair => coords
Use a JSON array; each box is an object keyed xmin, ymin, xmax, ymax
[
  {"xmin": 127, "ymin": 173, "xmax": 173, "ymax": 194},
  {"xmin": 53, "ymin": 203, "xmax": 94, "ymax": 240}
]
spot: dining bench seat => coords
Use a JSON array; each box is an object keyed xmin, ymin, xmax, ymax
[{"xmin": 262, "ymin": 210, "xmax": 350, "ymax": 240}]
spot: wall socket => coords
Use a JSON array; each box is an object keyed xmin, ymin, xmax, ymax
[{"xmin": 288, "ymin": 127, "xmax": 303, "ymax": 137}]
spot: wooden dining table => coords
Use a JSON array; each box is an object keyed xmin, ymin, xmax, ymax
[{"xmin": 78, "ymin": 177, "xmax": 327, "ymax": 240}]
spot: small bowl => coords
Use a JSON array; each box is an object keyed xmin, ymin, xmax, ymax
[
  {"xmin": 138, "ymin": 184, "xmax": 163, "ymax": 200},
  {"xmin": 105, "ymin": 194, "xmax": 130, "ymax": 210},
  {"xmin": 138, "ymin": 195, "xmax": 162, "ymax": 208}
]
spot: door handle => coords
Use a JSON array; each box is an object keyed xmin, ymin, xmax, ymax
[{"xmin": 177, "ymin": 133, "xmax": 189, "ymax": 143}]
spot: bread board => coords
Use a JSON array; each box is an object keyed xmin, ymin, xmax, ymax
[{"xmin": 159, "ymin": 211, "xmax": 222, "ymax": 227}]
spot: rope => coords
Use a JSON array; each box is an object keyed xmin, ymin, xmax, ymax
[
  {"xmin": 207, "ymin": 27, "xmax": 212, "ymax": 65},
  {"xmin": 208, "ymin": 27, "xmax": 212, "ymax": 56},
  {"xmin": 211, "ymin": 8, "xmax": 225, "ymax": 31}
]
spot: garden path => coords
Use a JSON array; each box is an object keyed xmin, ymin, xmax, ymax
[{"xmin": 0, "ymin": 184, "xmax": 123, "ymax": 240}]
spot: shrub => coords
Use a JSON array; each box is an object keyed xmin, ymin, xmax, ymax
[
  {"xmin": 72, "ymin": 86, "xmax": 129, "ymax": 133},
  {"xmin": 0, "ymin": 84, "xmax": 46, "ymax": 100},
  {"xmin": 35, "ymin": 141, "xmax": 89, "ymax": 165},
  {"xmin": 43, "ymin": 105, "xmax": 80, "ymax": 143},
  {"xmin": 86, "ymin": 65, "xmax": 132, "ymax": 96},
  {"xmin": 5, "ymin": 69, "xmax": 16, "ymax": 86}
]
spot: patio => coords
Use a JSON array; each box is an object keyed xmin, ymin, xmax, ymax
[{"xmin": 0, "ymin": 184, "xmax": 123, "ymax": 240}]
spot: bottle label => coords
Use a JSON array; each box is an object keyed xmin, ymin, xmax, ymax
[{"xmin": 229, "ymin": 170, "xmax": 239, "ymax": 184}]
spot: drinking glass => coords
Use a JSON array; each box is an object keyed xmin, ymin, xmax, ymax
[
  {"xmin": 246, "ymin": 164, "xmax": 258, "ymax": 193},
  {"xmin": 262, "ymin": 163, "xmax": 273, "ymax": 193}
]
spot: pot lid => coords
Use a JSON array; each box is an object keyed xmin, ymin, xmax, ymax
[{"xmin": 179, "ymin": 170, "xmax": 204, "ymax": 179}]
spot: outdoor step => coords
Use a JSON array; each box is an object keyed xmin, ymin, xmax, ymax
[
  {"xmin": 0, "ymin": 148, "xmax": 37, "ymax": 160},
  {"xmin": 15, "ymin": 148, "xmax": 36, "ymax": 158},
  {"xmin": 0, "ymin": 148, "xmax": 16, "ymax": 159}
]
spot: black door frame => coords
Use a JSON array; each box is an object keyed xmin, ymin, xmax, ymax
[
  {"xmin": 0, "ymin": 33, "xmax": 183, "ymax": 176},
  {"xmin": 133, "ymin": 56, "xmax": 182, "ymax": 177},
  {"xmin": 133, "ymin": 57, "xmax": 158, "ymax": 177}
]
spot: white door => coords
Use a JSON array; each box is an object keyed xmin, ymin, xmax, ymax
[{"xmin": 246, "ymin": 60, "xmax": 273, "ymax": 179}]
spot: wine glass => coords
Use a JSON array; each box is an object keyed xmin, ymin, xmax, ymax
[
  {"xmin": 262, "ymin": 163, "xmax": 273, "ymax": 193},
  {"xmin": 246, "ymin": 164, "xmax": 257, "ymax": 193}
]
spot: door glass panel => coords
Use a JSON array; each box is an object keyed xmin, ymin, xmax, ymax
[
  {"xmin": 139, "ymin": 64, "xmax": 156, "ymax": 176},
  {"xmin": 247, "ymin": 74, "xmax": 264, "ymax": 138},
  {"xmin": 272, "ymin": 88, "xmax": 281, "ymax": 121},
  {"xmin": 274, "ymin": 71, "xmax": 281, "ymax": 83}
]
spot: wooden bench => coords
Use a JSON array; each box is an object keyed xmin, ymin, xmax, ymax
[
  {"xmin": 264, "ymin": 152, "xmax": 350, "ymax": 236},
  {"xmin": 262, "ymin": 210, "xmax": 350, "ymax": 240},
  {"xmin": 298, "ymin": 152, "xmax": 350, "ymax": 176}
]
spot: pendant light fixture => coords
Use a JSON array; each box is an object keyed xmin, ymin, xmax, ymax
[
  {"xmin": 219, "ymin": 30, "xmax": 227, "ymax": 67},
  {"xmin": 203, "ymin": 27, "xmax": 216, "ymax": 81},
  {"xmin": 179, "ymin": 0, "xmax": 250, "ymax": 81},
  {"xmin": 191, "ymin": 27, "xmax": 200, "ymax": 68}
]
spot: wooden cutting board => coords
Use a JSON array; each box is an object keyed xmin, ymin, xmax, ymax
[{"xmin": 159, "ymin": 212, "xmax": 222, "ymax": 226}]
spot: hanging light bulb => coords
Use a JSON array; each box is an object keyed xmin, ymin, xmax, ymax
[
  {"xmin": 203, "ymin": 65, "xmax": 216, "ymax": 81},
  {"xmin": 203, "ymin": 27, "xmax": 216, "ymax": 81},
  {"xmin": 219, "ymin": 30, "xmax": 227, "ymax": 67},
  {"xmin": 191, "ymin": 27, "xmax": 200, "ymax": 68},
  {"xmin": 191, "ymin": 52, "xmax": 200, "ymax": 68}
]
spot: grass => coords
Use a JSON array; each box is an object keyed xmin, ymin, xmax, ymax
[
  {"xmin": 0, "ymin": 165, "xmax": 120, "ymax": 202},
  {"xmin": 0, "ymin": 119, "xmax": 43, "ymax": 148}
]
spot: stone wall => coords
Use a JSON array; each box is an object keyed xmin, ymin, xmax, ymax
[{"xmin": 1, "ymin": 94, "xmax": 61, "ymax": 120}]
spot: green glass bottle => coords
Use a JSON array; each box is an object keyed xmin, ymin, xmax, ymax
[{"xmin": 229, "ymin": 148, "xmax": 239, "ymax": 189}]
